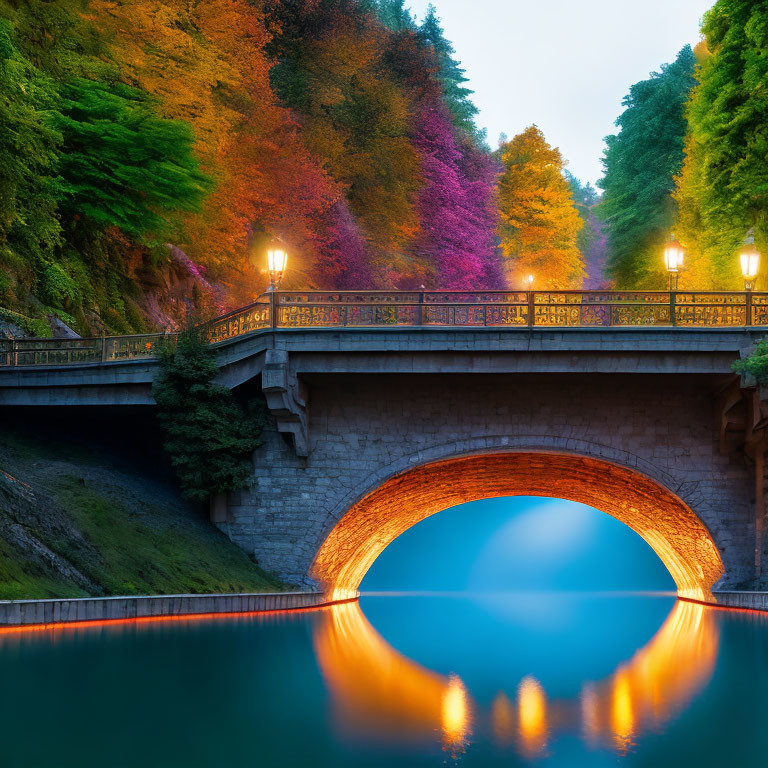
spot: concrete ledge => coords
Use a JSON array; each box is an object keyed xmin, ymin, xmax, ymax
[
  {"xmin": 0, "ymin": 591, "xmax": 333, "ymax": 627},
  {"xmin": 709, "ymin": 590, "xmax": 768, "ymax": 612}
]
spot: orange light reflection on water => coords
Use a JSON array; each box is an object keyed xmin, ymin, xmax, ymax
[
  {"xmin": 313, "ymin": 600, "xmax": 467, "ymax": 747},
  {"xmin": 441, "ymin": 674, "xmax": 470, "ymax": 757},
  {"xmin": 314, "ymin": 599, "xmax": 722, "ymax": 757},
  {"xmin": 610, "ymin": 668, "xmax": 635, "ymax": 753},
  {"xmin": 516, "ymin": 676, "xmax": 548, "ymax": 758},
  {"xmin": 491, "ymin": 692, "xmax": 515, "ymax": 747}
]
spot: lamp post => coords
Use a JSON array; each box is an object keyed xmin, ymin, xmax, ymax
[
  {"xmin": 267, "ymin": 241, "xmax": 288, "ymax": 292},
  {"xmin": 266, "ymin": 240, "xmax": 287, "ymax": 329},
  {"xmin": 525, "ymin": 275, "xmax": 535, "ymax": 328},
  {"xmin": 664, "ymin": 235, "xmax": 685, "ymax": 292},
  {"xmin": 740, "ymin": 229, "xmax": 760, "ymax": 291}
]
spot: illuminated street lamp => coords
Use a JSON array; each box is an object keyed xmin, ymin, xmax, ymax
[
  {"xmin": 740, "ymin": 229, "xmax": 760, "ymax": 291},
  {"xmin": 267, "ymin": 240, "xmax": 288, "ymax": 292},
  {"xmin": 664, "ymin": 235, "xmax": 685, "ymax": 291},
  {"xmin": 525, "ymin": 274, "xmax": 534, "ymax": 290}
]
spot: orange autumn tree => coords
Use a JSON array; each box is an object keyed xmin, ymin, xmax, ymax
[
  {"xmin": 87, "ymin": 0, "xmax": 338, "ymax": 296},
  {"xmin": 496, "ymin": 126, "xmax": 584, "ymax": 289}
]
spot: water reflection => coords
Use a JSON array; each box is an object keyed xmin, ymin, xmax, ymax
[
  {"xmin": 313, "ymin": 599, "xmax": 464, "ymax": 746},
  {"xmin": 441, "ymin": 674, "xmax": 470, "ymax": 757},
  {"xmin": 581, "ymin": 597, "xmax": 719, "ymax": 753},
  {"xmin": 516, "ymin": 676, "xmax": 549, "ymax": 758},
  {"xmin": 314, "ymin": 598, "xmax": 718, "ymax": 758}
]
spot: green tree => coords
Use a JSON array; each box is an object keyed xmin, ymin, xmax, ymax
[
  {"xmin": 565, "ymin": 170, "xmax": 605, "ymax": 283},
  {"xmin": 0, "ymin": 0, "xmax": 214, "ymax": 334},
  {"xmin": 53, "ymin": 78, "xmax": 210, "ymax": 238},
  {"xmin": 674, "ymin": 0, "xmax": 768, "ymax": 288},
  {"xmin": 419, "ymin": 4, "xmax": 480, "ymax": 139},
  {"xmin": 152, "ymin": 330, "xmax": 265, "ymax": 502},
  {"xmin": 599, "ymin": 46, "xmax": 696, "ymax": 288},
  {"xmin": 372, "ymin": 0, "xmax": 416, "ymax": 32}
]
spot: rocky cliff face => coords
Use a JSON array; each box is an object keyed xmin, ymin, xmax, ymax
[{"xmin": 135, "ymin": 246, "xmax": 227, "ymax": 332}]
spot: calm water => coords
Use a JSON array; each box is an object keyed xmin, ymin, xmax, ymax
[{"xmin": 1, "ymin": 594, "xmax": 767, "ymax": 767}]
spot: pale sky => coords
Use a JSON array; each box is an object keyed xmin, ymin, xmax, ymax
[{"xmin": 407, "ymin": 0, "xmax": 714, "ymax": 185}]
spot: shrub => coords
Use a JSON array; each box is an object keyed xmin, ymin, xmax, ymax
[{"xmin": 733, "ymin": 339, "xmax": 768, "ymax": 384}]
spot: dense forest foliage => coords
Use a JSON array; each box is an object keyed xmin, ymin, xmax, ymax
[
  {"xmin": 0, "ymin": 0, "xmax": 588, "ymax": 336},
  {"xmin": 599, "ymin": 47, "xmax": 697, "ymax": 289},
  {"xmin": 2, "ymin": 0, "xmax": 767, "ymax": 338},
  {"xmin": 600, "ymin": 0, "xmax": 768, "ymax": 290}
]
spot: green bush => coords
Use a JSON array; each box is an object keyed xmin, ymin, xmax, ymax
[
  {"xmin": 733, "ymin": 339, "xmax": 768, "ymax": 384},
  {"xmin": 0, "ymin": 307, "xmax": 50, "ymax": 336}
]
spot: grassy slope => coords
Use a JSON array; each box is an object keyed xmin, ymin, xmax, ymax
[{"xmin": 0, "ymin": 421, "xmax": 283, "ymax": 600}]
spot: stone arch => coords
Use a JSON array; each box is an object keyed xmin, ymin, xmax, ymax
[{"xmin": 309, "ymin": 451, "xmax": 724, "ymax": 602}]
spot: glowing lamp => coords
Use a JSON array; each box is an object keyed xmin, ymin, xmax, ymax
[
  {"xmin": 740, "ymin": 229, "xmax": 760, "ymax": 291},
  {"xmin": 526, "ymin": 274, "xmax": 534, "ymax": 289},
  {"xmin": 267, "ymin": 241, "xmax": 288, "ymax": 291},
  {"xmin": 664, "ymin": 235, "xmax": 684, "ymax": 291}
]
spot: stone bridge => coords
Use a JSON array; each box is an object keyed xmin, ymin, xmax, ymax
[{"xmin": 3, "ymin": 316, "xmax": 768, "ymax": 603}]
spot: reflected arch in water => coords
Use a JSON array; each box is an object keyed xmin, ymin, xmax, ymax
[
  {"xmin": 310, "ymin": 452, "xmax": 724, "ymax": 601},
  {"xmin": 313, "ymin": 599, "xmax": 719, "ymax": 757},
  {"xmin": 313, "ymin": 598, "xmax": 471, "ymax": 755}
]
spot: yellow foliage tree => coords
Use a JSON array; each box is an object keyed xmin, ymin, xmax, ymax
[
  {"xmin": 672, "ymin": 134, "xmax": 718, "ymax": 289},
  {"xmin": 496, "ymin": 127, "xmax": 584, "ymax": 289}
]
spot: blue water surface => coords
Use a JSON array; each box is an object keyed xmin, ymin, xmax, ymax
[{"xmin": 0, "ymin": 593, "xmax": 766, "ymax": 767}]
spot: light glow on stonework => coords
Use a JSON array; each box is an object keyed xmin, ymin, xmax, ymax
[{"xmin": 312, "ymin": 453, "xmax": 725, "ymax": 604}]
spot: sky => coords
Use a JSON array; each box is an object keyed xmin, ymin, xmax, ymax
[
  {"xmin": 362, "ymin": 497, "xmax": 674, "ymax": 592},
  {"xmin": 406, "ymin": 0, "xmax": 714, "ymax": 185}
]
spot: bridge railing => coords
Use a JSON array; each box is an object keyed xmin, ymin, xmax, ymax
[
  {"xmin": 1, "ymin": 291, "xmax": 766, "ymax": 367},
  {"xmin": 0, "ymin": 333, "xmax": 171, "ymax": 367},
  {"xmin": 274, "ymin": 290, "xmax": 768, "ymax": 329}
]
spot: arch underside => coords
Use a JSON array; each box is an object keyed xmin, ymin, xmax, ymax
[{"xmin": 310, "ymin": 452, "xmax": 724, "ymax": 602}]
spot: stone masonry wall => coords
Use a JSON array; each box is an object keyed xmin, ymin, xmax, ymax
[{"xmin": 219, "ymin": 373, "xmax": 755, "ymax": 590}]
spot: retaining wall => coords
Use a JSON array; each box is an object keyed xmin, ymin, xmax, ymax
[
  {"xmin": 0, "ymin": 591, "xmax": 330, "ymax": 627},
  {"xmin": 711, "ymin": 590, "xmax": 768, "ymax": 611}
]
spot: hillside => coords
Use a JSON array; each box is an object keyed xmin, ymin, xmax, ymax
[{"xmin": 0, "ymin": 411, "xmax": 283, "ymax": 600}]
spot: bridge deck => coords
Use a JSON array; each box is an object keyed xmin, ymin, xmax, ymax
[
  {"xmin": 2, "ymin": 290, "xmax": 768, "ymax": 369},
  {"xmin": 0, "ymin": 324, "xmax": 760, "ymax": 406}
]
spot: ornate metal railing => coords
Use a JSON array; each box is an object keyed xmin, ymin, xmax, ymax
[
  {"xmin": 274, "ymin": 290, "xmax": 768, "ymax": 328},
  {"xmin": 2, "ymin": 291, "xmax": 767, "ymax": 367}
]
